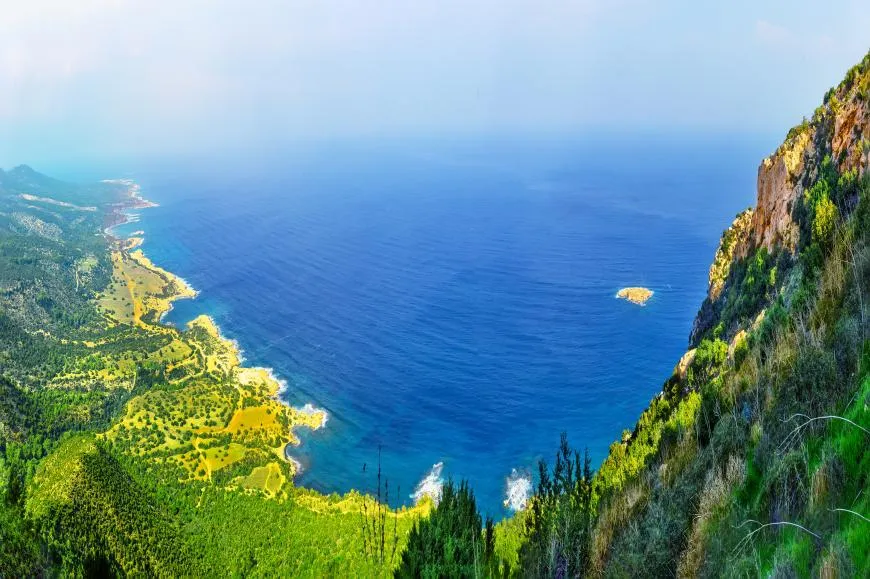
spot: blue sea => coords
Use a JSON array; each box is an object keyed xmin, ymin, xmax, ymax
[{"xmin": 107, "ymin": 134, "xmax": 764, "ymax": 516}]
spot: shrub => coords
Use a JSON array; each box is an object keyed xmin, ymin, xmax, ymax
[
  {"xmin": 720, "ymin": 247, "xmax": 780, "ymax": 331},
  {"xmin": 733, "ymin": 336, "xmax": 749, "ymax": 367},
  {"xmin": 784, "ymin": 345, "xmax": 839, "ymax": 412},
  {"xmin": 832, "ymin": 315, "xmax": 861, "ymax": 376},
  {"xmin": 765, "ymin": 450, "xmax": 809, "ymax": 522},
  {"xmin": 689, "ymin": 338, "xmax": 728, "ymax": 394},
  {"xmin": 812, "ymin": 194, "xmax": 838, "ymax": 247}
]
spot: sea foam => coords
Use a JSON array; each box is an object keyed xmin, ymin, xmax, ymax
[
  {"xmin": 170, "ymin": 273, "xmax": 199, "ymax": 297},
  {"xmin": 262, "ymin": 367, "xmax": 287, "ymax": 392},
  {"xmin": 504, "ymin": 469, "xmax": 532, "ymax": 512},
  {"xmin": 227, "ymin": 337, "xmax": 245, "ymax": 364},
  {"xmin": 264, "ymin": 369, "xmax": 329, "ymax": 429},
  {"xmin": 159, "ymin": 301, "xmax": 175, "ymax": 324},
  {"xmin": 294, "ymin": 402, "xmax": 329, "ymax": 430},
  {"xmin": 284, "ymin": 446, "xmax": 304, "ymax": 476},
  {"xmin": 411, "ymin": 462, "xmax": 445, "ymax": 505}
]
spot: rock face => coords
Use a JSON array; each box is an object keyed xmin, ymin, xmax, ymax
[
  {"xmin": 690, "ymin": 53, "xmax": 870, "ymax": 347},
  {"xmin": 673, "ymin": 348, "xmax": 697, "ymax": 381},
  {"xmin": 832, "ymin": 90, "xmax": 870, "ymax": 174},
  {"xmin": 708, "ymin": 209, "xmax": 754, "ymax": 302},
  {"xmin": 736, "ymin": 140, "xmax": 807, "ymax": 260}
]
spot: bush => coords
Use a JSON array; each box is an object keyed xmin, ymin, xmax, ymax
[
  {"xmin": 812, "ymin": 194, "xmax": 838, "ymax": 246},
  {"xmin": 733, "ymin": 337, "xmax": 749, "ymax": 367},
  {"xmin": 689, "ymin": 338, "xmax": 728, "ymax": 388},
  {"xmin": 832, "ymin": 315, "xmax": 861, "ymax": 376},
  {"xmin": 720, "ymin": 247, "xmax": 780, "ymax": 332},
  {"xmin": 764, "ymin": 450, "xmax": 809, "ymax": 523},
  {"xmin": 785, "ymin": 345, "xmax": 838, "ymax": 411},
  {"xmin": 754, "ymin": 300, "xmax": 789, "ymax": 349}
]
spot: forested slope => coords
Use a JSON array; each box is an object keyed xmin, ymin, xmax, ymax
[
  {"xmin": 0, "ymin": 165, "xmax": 423, "ymax": 576},
  {"xmin": 1, "ymin": 52, "xmax": 868, "ymax": 578}
]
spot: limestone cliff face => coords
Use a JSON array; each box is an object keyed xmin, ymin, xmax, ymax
[
  {"xmin": 690, "ymin": 52, "xmax": 870, "ymax": 346},
  {"xmin": 735, "ymin": 134, "xmax": 808, "ymax": 260}
]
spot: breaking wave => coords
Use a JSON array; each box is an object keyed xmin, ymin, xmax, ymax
[
  {"xmin": 504, "ymin": 469, "xmax": 532, "ymax": 512},
  {"xmin": 411, "ymin": 462, "xmax": 444, "ymax": 505},
  {"xmin": 263, "ymin": 367, "xmax": 289, "ymax": 394},
  {"xmin": 228, "ymin": 337, "xmax": 245, "ymax": 364},
  {"xmin": 284, "ymin": 445, "xmax": 304, "ymax": 476},
  {"xmin": 294, "ymin": 402, "xmax": 329, "ymax": 429}
]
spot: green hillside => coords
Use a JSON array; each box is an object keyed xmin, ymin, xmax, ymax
[{"xmin": 1, "ymin": 52, "xmax": 868, "ymax": 577}]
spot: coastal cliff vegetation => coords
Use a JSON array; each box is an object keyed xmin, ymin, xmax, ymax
[{"xmin": 1, "ymin": 52, "xmax": 868, "ymax": 577}]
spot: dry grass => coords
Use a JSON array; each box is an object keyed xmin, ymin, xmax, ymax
[
  {"xmin": 659, "ymin": 433, "xmax": 699, "ymax": 488},
  {"xmin": 817, "ymin": 540, "xmax": 855, "ymax": 578},
  {"xmin": 589, "ymin": 477, "xmax": 651, "ymax": 576},
  {"xmin": 677, "ymin": 455, "xmax": 746, "ymax": 578},
  {"xmin": 97, "ymin": 250, "xmax": 195, "ymax": 328}
]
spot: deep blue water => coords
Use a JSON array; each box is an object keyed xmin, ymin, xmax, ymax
[{"xmin": 109, "ymin": 134, "xmax": 763, "ymax": 516}]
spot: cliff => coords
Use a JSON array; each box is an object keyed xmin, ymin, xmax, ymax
[
  {"xmin": 586, "ymin": 50, "xmax": 870, "ymax": 578},
  {"xmin": 2, "ymin": 48, "xmax": 869, "ymax": 578},
  {"xmin": 691, "ymin": 54, "xmax": 870, "ymax": 345}
]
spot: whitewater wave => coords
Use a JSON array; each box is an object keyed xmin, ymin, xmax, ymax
[
  {"xmin": 294, "ymin": 402, "xmax": 329, "ymax": 429},
  {"xmin": 159, "ymin": 301, "xmax": 175, "ymax": 324},
  {"xmin": 504, "ymin": 469, "xmax": 532, "ymax": 512},
  {"xmin": 171, "ymin": 273, "xmax": 199, "ymax": 297},
  {"xmin": 284, "ymin": 446, "xmax": 304, "ymax": 476},
  {"xmin": 261, "ymin": 367, "xmax": 286, "ymax": 392},
  {"xmin": 411, "ymin": 462, "xmax": 445, "ymax": 505},
  {"xmin": 263, "ymin": 370, "xmax": 328, "ymax": 429},
  {"xmin": 227, "ymin": 337, "xmax": 245, "ymax": 364}
]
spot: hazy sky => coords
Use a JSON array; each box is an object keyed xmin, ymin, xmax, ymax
[{"xmin": 0, "ymin": 1, "xmax": 867, "ymax": 164}]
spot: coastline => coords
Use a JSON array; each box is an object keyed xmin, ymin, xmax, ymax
[{"xmin": 103, "ymin": 180, "xmax": 328, "ymax": 478}]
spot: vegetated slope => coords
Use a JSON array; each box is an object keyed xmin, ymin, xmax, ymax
[
  {"xmin": 414, "ymin": 50, "xmax": 870, "ymax": 579},
  {"xmin": 364, "ymin": 52, "xmax": 870, "ymax": 578},
  {"xmin": 586, "ymin": 51, "xmax": 870, "ymax": 577},
  {"xmin": 2, "ymin": 51, "xmax": 869, "ymax": 577},
  {"xmin": 25, "ymin": 435, "xmax": 197, "ymax": 576},
  {"xmin": 0, "ymin": 165, "xmax": 424, "ymax": 576}
]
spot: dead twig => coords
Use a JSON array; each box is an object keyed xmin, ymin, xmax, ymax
[
  {"xmin": 830, "ymin": 508, "xmax": 870, "ymax": 524},
  {"xmin": 779, "ymin": 413, "xmax": 870, "ymax": 449},
  {"xmin": 732, "ymin": 519, "xmax": 820, "ymax": 555}
]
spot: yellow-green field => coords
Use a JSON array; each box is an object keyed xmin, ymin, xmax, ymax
[
  {"xmin": 77, "ymin": 244, "xmax": 329, "ymax": 495},
  {"xmin": 97, "ymin": 249, "xmax": 196, "ymax": 327}
]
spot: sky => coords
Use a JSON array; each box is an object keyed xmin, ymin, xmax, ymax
[{"xmin": 0, "ymin": 0, "xmax": 867, "ymax": 165}]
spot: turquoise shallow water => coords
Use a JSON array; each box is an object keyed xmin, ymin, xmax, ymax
[{"xmin": 109, "ymin": 134, "xmax": 763, "ymax": 516}]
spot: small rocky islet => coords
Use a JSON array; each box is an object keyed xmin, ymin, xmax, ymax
[{"xmin": 616, "ymin": 286, "xmax": 654, "ymax": 306}]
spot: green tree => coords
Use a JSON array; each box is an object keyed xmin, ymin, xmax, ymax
[
  {"xmin": 519, "ymin": 434, "xmax": 594, "ymax": 578},
  {"xmin": 812, "ymin": 193, "xmax": 838, "ymax": 245},
  {"xmin": 395, "ymin": 480, "xmax": 493, "ymax": 578}
]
